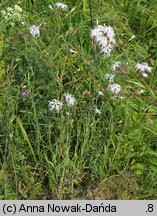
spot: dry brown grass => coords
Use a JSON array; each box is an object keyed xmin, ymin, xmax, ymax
[{"xmin": 84, "ymin": 171, "xmax": 137, "ymax": 200}]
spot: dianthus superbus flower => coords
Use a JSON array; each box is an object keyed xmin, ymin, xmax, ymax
[
  {"xmin": 108, "ymin": 83, "xmax": 121, "ymax": 95},
  {"xmin": 104, "ymin": 73, "xmax": 115, "ymax": 83},
  {"xmin": 112, "ymin": 61, "xmax": 121, "ymax": 71},
  {"xmin": 63, "ymin": 93, "xmax": 76, "ymax": 106},
  {"xmin": 29, "ymin": 25, "xmax": 40, "ymax": 37},
  {"xmin": 55, "ymin": 2, "xmax": 68, "ymax": 11},
  {"xmin": 48, "ymin": 99, "xmax": 63, "ymax": 113},
  {"xmin": 22, "ymin": 91, "xmax": 31, "ymax": 97},
  {"xmin": 90, "ymin": 25, "xmax": 116, "ymax": 57},
  {"xmin": 95, "ymin": 108, "xmax": 101, "ymax": 115},
  {"xmin": 135, "ymin": 62, "xmax": 152, "ymax": 77}
]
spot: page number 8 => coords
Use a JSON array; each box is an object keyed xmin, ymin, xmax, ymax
[{"xmin": 147, "ymin": 204, "xmax": 153, "ymax": 212}]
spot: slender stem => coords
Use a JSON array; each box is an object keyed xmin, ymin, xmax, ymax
[
  {"xmin": 89, "ymin": 0, "xmax": 96, "ymax": 62},
  {"xmin": 89, "ymin": 0, "xmax": 94, "ymax": 28}
]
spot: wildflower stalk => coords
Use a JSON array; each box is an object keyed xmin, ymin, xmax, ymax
[
  {"xmin": 89, "ymin": 0, "xmax": 94, "ymax": 28},
  {"xmin": 89, "ymin": 0, "xmax": 96, "ymax": 62},
  {"xmin": 83, "ymin": 0, "xmax": 88, "ymax": 13}
]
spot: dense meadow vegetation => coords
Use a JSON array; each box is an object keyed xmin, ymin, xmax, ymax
[{"xmin": 0, "ymin": 0, "xmax": 157, "ymax": 199}]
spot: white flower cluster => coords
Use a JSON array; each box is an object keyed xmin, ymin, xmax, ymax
[
  {"xmin": 95, "ymin": 108, "xmax": 101, "ymax": 115},
  {"xmin": 104, "ymin": 73, "xmax": 115, "ymax": 83},
  {"xmin": 29, "ymin": 25, "xmax": 40, "ymax": 37},
  {"xmin": 63, "ymin": 93, "xmax": 76, "ymax": 106},
  {"xmin": 48, "ymin": 99, "xmax": 63, "ymax": 113},
  {"xmin": 108, "ymin": 83, "xmax": 121, "ymax": 95},
  {"xmin": 112, "ymin": 61, "xmax": 121, "ymax": 71},
  {"xmin": 48, "ymin": 93, "xmax": 76, "ymax": 113},
  {"xmin": 90, "ymin": 25, "xmax": 116, "ymax": 57},
  {"xmin": 103, "ymin": 60, "xmax": 122, "ymax": 96},
  {"xmin": 55, "ymin": 2, "xmax": 68, "ymax": 11},
  {"xmin": 1, "ymin": 4, "xmax": 23, "ymax": 26},
  {"xmin": 104, "ymin": 61, "xmax": 121, "ymax": 84},
  {"xmin": 135, "ymin": 62, "xmax": 153, "ymax": 78}
]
